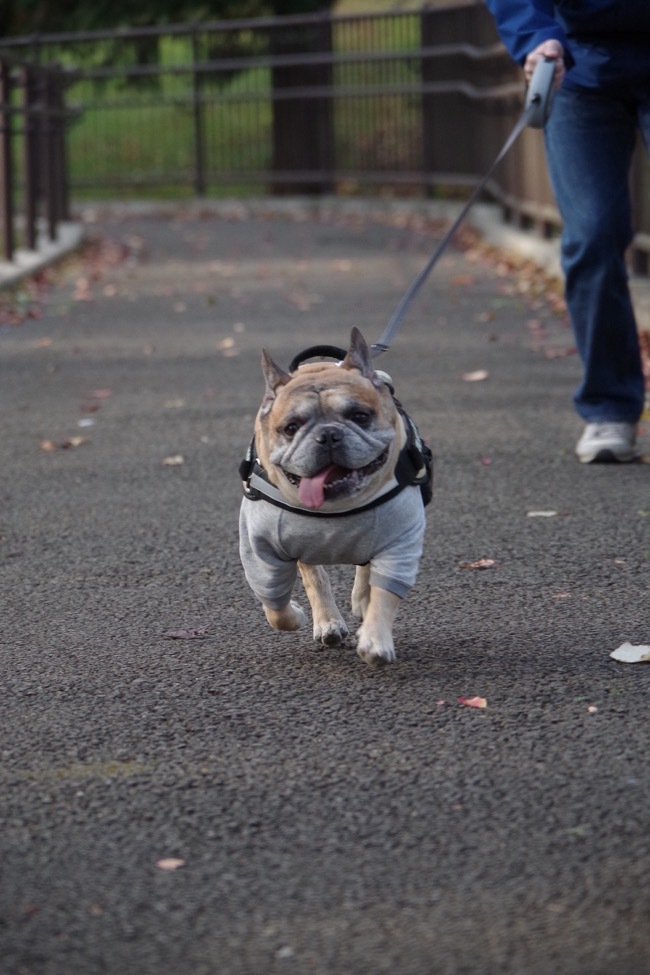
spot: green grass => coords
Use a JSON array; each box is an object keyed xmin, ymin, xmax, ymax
[{"xmin": 52, "ymin": 7, "xmax": 449, "ymax": 199}]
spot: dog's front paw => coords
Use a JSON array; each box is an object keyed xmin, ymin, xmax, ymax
[
  {"xmin": 356, "ymin": 626, "xmax": 396, "ymax": 666},
  {"xmin": 264, "ymin": 600, "xmax": 306, "ymax": 632},
  {"xmin": 313, "ymin": 619, "xmax": 349, "ymax": 648}
]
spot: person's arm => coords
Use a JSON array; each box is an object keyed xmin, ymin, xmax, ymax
[{"xmin": 485, "ymin": 0, "xmax": 569, "ymax": 85}]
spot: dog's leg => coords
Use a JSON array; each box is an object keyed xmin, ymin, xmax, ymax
[
  {"xmin": 263, "ymin": 601, "xmax": 306, "ymax": 632},
  {"xmin": 298, "ymin": 562, "xmax": 349, "ymax": 647},
  {"xmin": 356, "ymin": 587, "xmax": 401, "ymax": 665},
  {"xmin": 351, "ymin": 564, "xmax": 371, "ymax": 620}
]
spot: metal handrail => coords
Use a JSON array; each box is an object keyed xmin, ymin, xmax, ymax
[{"xmin": 0, "ymin": 54, "xmax": 71, "ymax": 263}]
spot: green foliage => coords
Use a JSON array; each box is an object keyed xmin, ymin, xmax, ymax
[{"xmin": 0, "ymin": 0, "xmax": 332, "ymax": 37}]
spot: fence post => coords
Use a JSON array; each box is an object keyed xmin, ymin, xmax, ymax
[
  {"xmin": 191, "ymin": 26, "xmax": 207, "ymax": 197},
  {"xmin": 0, "ymin": 60, "xmax": 15, "ymax": 262},
  {"xmin": 40, "ymin": 71, "xmax": 58, "ymax": 241},
  {"xmin": 421, "ymin": 4, "xmax": 478, "ymax": 193},
  {"xmin": 22, "ymin": 66, "xmax": 39, "ymax": 249},
  {"xmin": 51, "ymin": 69, "xmax": 70, "ymax": 222},
  {"xmin": 270, "ymin": 14, "xmax": 334, "ymax": 195}
]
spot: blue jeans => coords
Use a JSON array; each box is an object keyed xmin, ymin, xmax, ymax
[{"xmin": 544, "ymin": 85, "xmax": 650, "ymax": 423}]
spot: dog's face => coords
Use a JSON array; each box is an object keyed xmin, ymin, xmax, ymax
[{"xmin": 255, "ymin": 328, "xmax": 405, "ymax": 511}]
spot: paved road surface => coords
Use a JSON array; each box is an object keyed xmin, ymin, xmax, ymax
[{"xmin": 1, "ymin": 203, "xmax": 649, "ymax": 975}]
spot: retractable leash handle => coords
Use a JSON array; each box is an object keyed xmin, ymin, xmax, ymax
[
  {"xmin": 370, "ymin": 56, "xmax": 558, "ymax": 358},
  {"xmin": 525, "ymin": 56, "xmax": 557, "ymax": 129}
]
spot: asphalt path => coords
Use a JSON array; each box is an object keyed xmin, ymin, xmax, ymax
[{"xmin": 1, "ymin": 203, "xmax": 649, "ymax": 975}]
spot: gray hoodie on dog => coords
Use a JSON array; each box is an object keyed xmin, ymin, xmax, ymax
[{"xmin": 239, "ymin": 485, "xmax": 425, "ymax": 610}]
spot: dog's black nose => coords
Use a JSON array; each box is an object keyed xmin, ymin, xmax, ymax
[{"xmin": 315, "ymin": 426, "xmax": 343, "ymax": 447}]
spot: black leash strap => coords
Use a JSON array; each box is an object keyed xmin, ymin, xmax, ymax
[{"xmin": 370, "ymin": 60, "xmax": 556, "ymax": 359}]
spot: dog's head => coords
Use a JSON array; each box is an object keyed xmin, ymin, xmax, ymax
[{"xmin": 254, "ymin": 328, "xmax": 405, "ymax": 511}]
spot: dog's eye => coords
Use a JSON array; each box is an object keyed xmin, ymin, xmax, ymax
[
  {"xmin": 349, "ymin": 410, "xmax": 373, "ymax": 427},
  {"xmin": 284, "ymin": 420, "xmax": 301, "ymax": 438}
]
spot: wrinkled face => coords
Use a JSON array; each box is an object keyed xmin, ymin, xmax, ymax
[{"xmin": 256, "ymin": 362, "xmax": 403, "ymax": 511}]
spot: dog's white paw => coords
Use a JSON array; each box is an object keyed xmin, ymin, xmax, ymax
[
  {"xmin": 313, "ymin": 619, "xmax": 349, "ymax": 648},
  {"xmin": 264, "ymin": 600, "xmax": 306, "ymax": 632},
  {"xmin": 356, "ymin": 627, "xmax": 396, "ymax": 666}
]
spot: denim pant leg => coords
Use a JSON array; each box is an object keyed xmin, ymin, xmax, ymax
[{"xmin": 544, "ymin": 87, "xmax": 645, "ymax": 422}]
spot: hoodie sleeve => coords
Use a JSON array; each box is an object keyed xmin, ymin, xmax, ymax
[{"xmin": 484, "ymin": 0, "xmax": 569, "ymax": 65}]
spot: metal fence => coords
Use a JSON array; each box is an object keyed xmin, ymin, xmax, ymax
[
  {"xmin": 1, "ymin": 2, "xmax": 649, "ymax": 271},
  {"xmin": 0, "ymin": 53, "xmax": 70, "ymax": 262}
]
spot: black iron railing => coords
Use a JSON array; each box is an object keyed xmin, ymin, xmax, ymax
[
  {"xmin": 0, "ymin": 53, "xmax": 71, "ymax": 263},
  {"xmin": 1, "ymin": 3, "xmax": 649, "ymax": 272}
]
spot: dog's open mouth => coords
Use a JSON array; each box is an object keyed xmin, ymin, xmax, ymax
[{"xmin": 283, "ymin": 449, "xmax": 388, "ymax": 509}]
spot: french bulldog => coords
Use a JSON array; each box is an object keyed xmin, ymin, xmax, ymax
[{"xmin": 239, "ymin": 327, "xmax": 429, "ymax": 665}]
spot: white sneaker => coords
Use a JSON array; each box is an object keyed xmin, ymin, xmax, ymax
[{"xmin": 575, "ymin": 422, "xmax": 639, "ymax": 464}]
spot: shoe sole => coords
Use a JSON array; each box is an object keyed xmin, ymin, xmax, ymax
[{"xmin": 577, "ymin": 447, "xmax": 639, "ymax": 464}]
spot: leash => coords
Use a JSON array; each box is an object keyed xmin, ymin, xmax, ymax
[{"xmin": 370, "ymin": 57, "xmax": 557, "ymax": 358}]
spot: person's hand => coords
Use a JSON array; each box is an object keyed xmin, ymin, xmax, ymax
[{"xmin": 524, "ymin": 39, "xmax": 566, "ymax": 88}]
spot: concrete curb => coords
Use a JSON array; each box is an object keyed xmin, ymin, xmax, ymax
[{"xmin": 0, "ymin": 221, "xmax": 85, "ymax": 290}]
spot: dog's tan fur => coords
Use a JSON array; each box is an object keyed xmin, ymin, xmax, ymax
[{"xmin": 241, "ymin": 328, "xmax": 424, "ymax": 664}]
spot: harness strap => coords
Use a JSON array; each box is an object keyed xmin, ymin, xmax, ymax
[{"xmin": 240, "ymin": 405, "xmax": 432, "ymax": 517}]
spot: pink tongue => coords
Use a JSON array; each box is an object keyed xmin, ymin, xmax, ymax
[{"xmin": 298, "ymin": 465, "xmax": 338, "ymax": 509}]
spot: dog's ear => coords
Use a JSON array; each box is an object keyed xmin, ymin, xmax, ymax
[
  {"xmin": 341, "ymin": 327, "xmax": 375, "ymax": 380},
  {"xmin": 260, "ymin": 349, "xmax": 291, "ymax": 414}
]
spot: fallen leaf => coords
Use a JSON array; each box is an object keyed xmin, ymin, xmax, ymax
[
  {"xmin": 459, "ymin": 558, "xmax": 496, "ymax": 570},
  {"xmin": 40, "ymin": 436, "xmax": 86, "ymax": 451},
  {"xmin": 73, "ymin": 277, "xmax": 93, "ymax": 301},
  {"xmin": 458, "ymin": 696, "xmax": 487, "ymax": 709},
  {"xmin": 461, "ymin": 369, "xmax": 489, "ymax": 382},
  {"xmin": 163, "ymin": 625, "xmax": 210, "ymax": 640},
  {"xmin": 610, "ymin": 642, "xmax": 650, "ymax": 664},
  {"xmin": 543, "ymin": 346, "xmax": 576, "ymax": 359},
  {"xmin": 276, "ymin": 947, "xmax": 295, "ymax": 960},
  {"xmin": 156, "ymin": 858, "xmax": 186, "ymax": 871}
]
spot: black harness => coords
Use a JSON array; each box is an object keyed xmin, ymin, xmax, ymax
[{"xmin": 239, "ymin": 345, "xmax": 433, "ymax": 518}]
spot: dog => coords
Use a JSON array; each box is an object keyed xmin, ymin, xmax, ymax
[{"xmin": 239, "ymin": 327, "xmax": 431, "ymax": 665}]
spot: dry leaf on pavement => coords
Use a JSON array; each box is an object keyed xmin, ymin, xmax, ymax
[
  {"xmin": 163, "ymin": 625, "xmax": 210, "ymax": 640},
  {"xmin": 461, "ymin": 369, "xmax": 489, "ymax": 382},
  {"xmin": 609, "ymin": 642, "xmax": 650, "ymax": 664},
  {"xmin": 458, "ymin": 558, "xmax": 496, "ymax": 570},
  {"xmin": 40, "ymin": 437, "xmax": 86, "ymax": 451},
  {"xmin": 156, "ymin": 858, "xmax": 186, "ymax": 871},
  {"xmin": 458, "ymin": 696, "xmax": 487, "ymax": 709}
]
